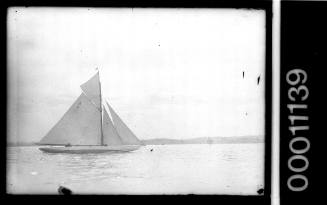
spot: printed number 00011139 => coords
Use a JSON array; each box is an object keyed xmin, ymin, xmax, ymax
[{"xmin": 286, "ymin": 69, "xmax": 310, "ymax": 192}]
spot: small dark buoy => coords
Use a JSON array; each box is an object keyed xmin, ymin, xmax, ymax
[
  {"xmin": 58, "ymin": 186, "xmax": 72, "ymax": 195},
  {"xmin": 242, "ymin": 71, "xmax": 245, "ymax": 79},
  {"xmin": 150, "ymin": 149, "xmax": 153, "ymax": 152},
  {"xmin": 257, "ymin": 75, "xmax": 261, "ymax": 85},
  {"xmin": 257, "ymin": 188, "xmax": 264, "ymax": 195}
]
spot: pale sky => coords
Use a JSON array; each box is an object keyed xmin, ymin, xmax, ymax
[{"xmin": 7, "ymin": 7, "xmax": 266, "ymax": 143}]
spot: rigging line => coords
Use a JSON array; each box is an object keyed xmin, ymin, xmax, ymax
[
  {"xmin": 98, "ymin": 71, "xmax": 104, "ymax": 146},
  {"xmin": 104, "ymin": 99, "xmax": 115, "ymax": 124}
]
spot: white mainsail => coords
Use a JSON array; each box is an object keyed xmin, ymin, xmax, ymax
[
  {"xmin": 107, "ymin": 102, "xmax": 142, "ymax": 145},
  {"xmin": 39, "ymin": 93, "xmax": 102, "ymax": 145},
  {"xmin": 38, "ymin": 71, "xmax": 142, "ymax": 147}
]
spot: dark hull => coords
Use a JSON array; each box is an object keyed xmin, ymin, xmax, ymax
[{"xmin": 39, "ymin": 145, "xmax": 142, "ymax": 154}]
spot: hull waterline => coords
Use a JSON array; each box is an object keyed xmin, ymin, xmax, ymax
[{"xmin": 39, "ymin": 145, "xmax": 142, "ymax": 154}]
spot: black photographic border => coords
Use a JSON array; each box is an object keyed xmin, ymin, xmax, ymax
[
  {"xmin": 280, "ymin": 1, "xmax": 326, "ymax": 204},
  {"xmin": 2, "ymin": 1, "xmax": 273, "ymax": 204}
]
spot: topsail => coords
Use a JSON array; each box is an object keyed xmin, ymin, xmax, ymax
[{"xmin": 80, "ymin": 72, "xmax": 101, "ymax": 109}]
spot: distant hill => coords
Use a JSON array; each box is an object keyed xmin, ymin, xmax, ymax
[{"xmin": 141, "ymin": 136, "xmax": 264, "ymax": 145}]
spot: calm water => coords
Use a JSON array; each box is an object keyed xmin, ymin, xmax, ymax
[{"xmin": 7, "ymin": 144, "xmax": 264, "ymax": 194}]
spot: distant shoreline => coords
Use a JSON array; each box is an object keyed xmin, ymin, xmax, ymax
[
  {"xmin": 141, "ymin": 136, "xmax": 263, "ymax": 145},
  {"xmin": 8, "ymin": 136, "xmax": 264, "ymax": 146}
]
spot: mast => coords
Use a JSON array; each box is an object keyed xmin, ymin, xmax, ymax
[{"xmin": 98, "ymin": 69, "xmax": 104, "ymax": 145}]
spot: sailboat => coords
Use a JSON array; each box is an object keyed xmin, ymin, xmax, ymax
[{"xmin": 38, "ymin": 71, "xmax": 143, "ymax": 154}]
